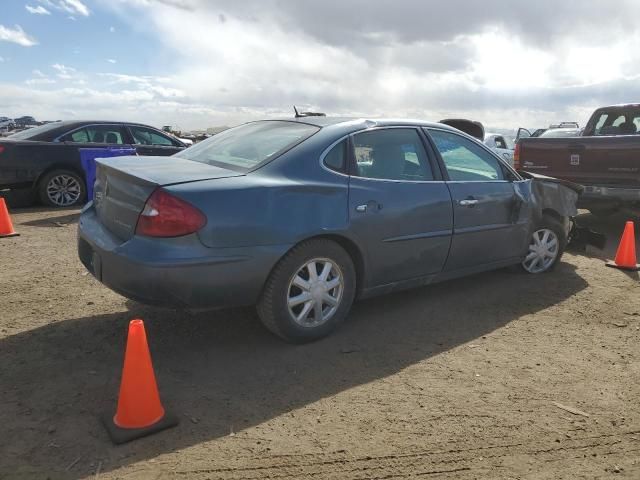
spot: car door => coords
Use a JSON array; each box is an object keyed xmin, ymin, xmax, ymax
[
  {"xmin": 126, "ymin": 125, "xmax": 185, "ymax": 156},
  {"xmin": 425, "ymin": 128, "xmax": 528, "ymax": 272},
  {"xmin": 347, "ymin": 127, "xmax": 453, "ymax": 288},
  {"xmin": 60, "ymin": 124, "xmax": 132, "ymax": 167}
]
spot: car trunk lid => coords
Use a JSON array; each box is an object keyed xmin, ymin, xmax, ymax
[{"xmin": 93, "ymin": 155, "xmax": 242, "ymax": 240}]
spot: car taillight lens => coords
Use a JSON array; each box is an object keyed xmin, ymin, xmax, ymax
[
  {"xmin": 136, "ymin": 188, "xmax": 206, "ymax": 237},
  {"xmin": 0, "ymin": 145, "xmax": 5, "ymax": 155},
  {"xmin": 513, "ymin": 143, "xmax": 521, "ymax": 170}
]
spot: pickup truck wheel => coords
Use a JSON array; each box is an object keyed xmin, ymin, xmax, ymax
[
  {"xmin": 257, "ymin": 239, "xmax": 356, "ymax": 343},
  {"xmin": 521, "ymin": 216, "xmax": 566, "ymax": 274},
  {"xmin": 38, "ymin": 170, "xmax": 86, "ymax": 208}
]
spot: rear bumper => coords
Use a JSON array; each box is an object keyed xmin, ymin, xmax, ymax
[
  {"xmin": 78, "ymin": 204, "xmax": 290, "ymax": 309},
  {"xmin": 578, "ymin": 185, "xmax": 640, "ymax": 208}
]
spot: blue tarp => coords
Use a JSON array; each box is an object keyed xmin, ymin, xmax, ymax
[{"xmin": 79, "ymin": 147, "xmax": 136, "ymax": 200}]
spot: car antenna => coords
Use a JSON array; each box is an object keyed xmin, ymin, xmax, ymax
[{"xmin": 293, "ymin": 106, "xmax": 326, "ymax": 118}]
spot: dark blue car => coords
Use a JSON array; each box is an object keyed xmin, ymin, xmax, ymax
[{"xmin": 78, "ymin": 117, "xmax": 578, "ymax": 343}]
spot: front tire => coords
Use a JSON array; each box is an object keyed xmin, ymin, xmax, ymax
[
  {"xmin": 257, "ymin": 239, "xmax": 356, "ymax": 343},
  {"xmin": 38, "ymin": 169, "xmax": 86, "ymax": 208},
  {"xmin": 520, "ymin": 215, "xmax": 567, "ymax": 274}
]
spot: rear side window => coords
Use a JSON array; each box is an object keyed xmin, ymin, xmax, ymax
[
  {"xmin": 428, "ymin": 129, "xmax": 504, "ymax": 182},
  {"xmin": 323, "ymin": 140, "xmax": 347, "ymax": 172},
  {"xmin": 351, "ymin": 128, "xmax": 434, "ymax": 181},
  {"xmin": 176, "ymin": 121, "xmax": 320, "ymax": 171},
  {"xmin": 68, "ymin": 129, "xmax": 89, "ymax": 143},
  {"xmin": 63, "ymin": 125, "xmax": 126, "ymax": 144}
]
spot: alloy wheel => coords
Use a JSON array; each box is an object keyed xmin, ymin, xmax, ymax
[
  {"xmin": 46, "ymin": 174, "xmax": 82, "ymax": 207},
  {"xmin": 287, "ymin": 258, "xmax": 344, "ymax": 328}
]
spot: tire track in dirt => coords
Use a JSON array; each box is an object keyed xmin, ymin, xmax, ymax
[{"xmin": 171, "ymin": 430, "xmax": 640, "ymax": 479}]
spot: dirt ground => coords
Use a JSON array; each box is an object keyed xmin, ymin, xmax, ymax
[{"xmin": 1, "ymin": 206, "xmax": 639, "ymax": 480}]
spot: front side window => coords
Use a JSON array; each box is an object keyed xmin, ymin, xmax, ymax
[
  {"xmin": 129, "ymin": 126, "xmax": 177, "ymax": 146},
  {"xmin": 176, "ymin": 121, "xmax": 319, "ymax": 171},
  {"xmin": 428, "ymin": 129, "xmax": 504, "ymax": 182},
  {"xmin": 351, "ymin": 128, "xmax": 433, "ymax": 181}
]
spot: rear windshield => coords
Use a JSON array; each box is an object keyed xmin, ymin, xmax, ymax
[
  {"xmin": 590, "ymin": 108, "xmax": 640, "ymax": 136},
  {"xmin": 8, "ymin": 122, "xmax": 63, "ymax": 140},
  {"xmin": 175, "ymin": 121, "xmax": 319, "ymax": 171}
]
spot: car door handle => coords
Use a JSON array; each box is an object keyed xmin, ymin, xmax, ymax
[
  {"xmin": 356, "ymin": 201, "xmax": 382, "ymax": 213},
  {"xmin": 459, "ymin": 199, "xmax": 479, "ymax": 207}
]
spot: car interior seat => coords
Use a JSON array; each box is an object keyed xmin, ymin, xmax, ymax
[
  {"xmin": 92, "ymin": 131, "xmax": 105, "ymax": 143},
  {"xmin": 599, "ymin": 125, "xmax": 620, "ymax": 135},
  {"xmin": 368, "ymin": 144, "xmax": 406, "ymax": 180},
  {"xmin": 618, "ymin": 121, "xmax": 637, "ymax": 135},
  {"xmin": 105, "ymin": 132, "xmax": 119, "ymax": 143}
]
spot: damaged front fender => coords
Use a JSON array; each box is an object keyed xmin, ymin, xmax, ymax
[{"xmin": 516, "ymin": 171, "xmax": 604, "ymax": 250}]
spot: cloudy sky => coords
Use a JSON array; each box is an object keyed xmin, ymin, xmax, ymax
[{"xmin": 1, "ymin": 0, "xmax": 639, "ymax": 131}]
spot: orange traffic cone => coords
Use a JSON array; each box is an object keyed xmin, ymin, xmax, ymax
[
  {"xmin": 606, "ymin": 221, "xmax": 639, "ymax": 271},
  {"xmin": 103, "ymin": 319, "xmax": 178, "ymax": 444},
  {"xmin": 0, "ymin": 198, "xmax": 19, "ymax": 238}
]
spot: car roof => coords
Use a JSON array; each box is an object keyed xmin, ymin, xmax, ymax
[{"xmin": 286, "ymin": 116, "xmax": 460, "ymax": 131}]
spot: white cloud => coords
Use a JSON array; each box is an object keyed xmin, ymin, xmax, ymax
[
  {"xmin": 51, "ymin": 63, "xmax": 77, "ymax": 79},
  {"xmin": 25, "ymin": 78, "xmax": 56, "ymax": 85},
  {"xmin": 0, "ymin": 24, "xmax": 38, "ymax": 46},
  {"xmin": 109, "ymin": 26, "xmax": 115, "ymax": 33},
  {"xmin": 107, "ymin": 58, "xmax": 117, "ymax": 64},
  {"xmin": 0, "ymin": 56, "xmax": 4, "ymax": 62},
  {"xmin": 38, "ymin": 0, "xmax": 89, "ymax": 17},
  {"xmin": 26, "ymin": 4, "xmax": 51, "ymax": 15},
  {"xmin": 7, "ymin": 0, "xmax": 640, "ymax": 130}
]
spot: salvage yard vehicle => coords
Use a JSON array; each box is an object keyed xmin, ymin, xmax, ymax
[
  {"xmin": 484, "ymin": 133, "xmax": 514, "ymax": 165},
  {"xmin": 515, "ymin": 104, "xmax": 640, "ymax": 216},
  {"xmin": 78, "ymin": 117, "xmax": 580, "ymax": 343},
  {"xmin": 0, "ymin": 120, "xmax": 187, "ymax": 207}
]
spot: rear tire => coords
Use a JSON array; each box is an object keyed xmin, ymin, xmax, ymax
[
  {"xmin": 257, "ymin": 239, "xmax": 356, "ymax": 343},
  {"xmin": 520, "ymin": 215, "xmax": 567, "ymax": 274},
  {"xmin": 38, "ymin": 169, "xmax": 86, "ymax": 208}
]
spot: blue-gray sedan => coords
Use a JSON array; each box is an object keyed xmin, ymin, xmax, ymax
[{"xmin": 78, "ymin": 117, "xmax": 579, "ymax": 342}]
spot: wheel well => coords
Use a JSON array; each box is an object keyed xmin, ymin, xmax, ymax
[
  {"xmin": 541, "ymin": 208, "xmax": 563, "ymax": 224},
  {"xmin": 270, "ymin": 234, "xmax": 365, "ymax": 296},
  {"xmin": 33, "ymin": 165, "xmax": 86, "ymax": 191},
  {"xmin": 316, "ymin": 234, "xmax": 365, "ymax": 295}
]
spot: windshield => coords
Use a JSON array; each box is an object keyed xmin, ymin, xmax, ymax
[
  {"xmin": 175, "ymin": 121, "xmax": 320, "ymax": 171},
  {"xmin": 8, "ymin": 122, "xmax": 63, "ymax": 140}
]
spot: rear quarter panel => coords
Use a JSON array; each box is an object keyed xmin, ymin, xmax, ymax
[
  {"xmin": 167, "ymin": 145, "xmax": 351, "ymax": 250},
  {"xmin": 0, "ymin": 140, "xmax": 83, "ymax": 188}
]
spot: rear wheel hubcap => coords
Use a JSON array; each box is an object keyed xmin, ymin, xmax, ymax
[{"xmin": 522, "ymin": 228, "xmax": 559, "ymax": 273}]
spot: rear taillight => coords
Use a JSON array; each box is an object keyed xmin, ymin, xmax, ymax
[
  {"xmin": 513, "ymin": 143, "xmax": 521, "ymax": 170},
  {"xmin": 0, "ymin": 145, "xmax": 5, "ymax": 155},
  {"xmin": 135, "ymin": 188, "xmax": 206, "ymax": 237}
]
